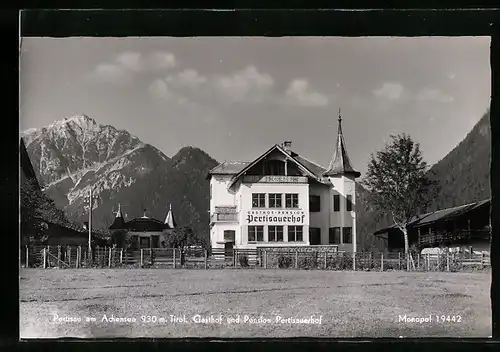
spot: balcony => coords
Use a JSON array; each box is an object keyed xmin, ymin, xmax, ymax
[
  {"xmin": 211, "ymin": 205, "xmax": 239, "ymax": 223},
  {"xmin": 215, "ymin": 206, "xmax": 238, "ymax": 214},
  {"xmin": 242, "ymin": 175, "xmax": 308, "ymax": 184},
  {"xmin": 211, "ymin": 213, "xmax": 239, "ymax": 223}
]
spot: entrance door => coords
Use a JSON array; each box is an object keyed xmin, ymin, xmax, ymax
[
  {"xmin": 151, "ymin": 235, "xmax": 159, "ymax": 248},
  {"xmin": 224, "ymin": 242, "xmax": 234, "ymax": 263}
]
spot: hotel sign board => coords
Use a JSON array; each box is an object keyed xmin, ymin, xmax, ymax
[
  {"xmin": 243, "ymin": 175, "xmax": 308, "ymax": 184},
  {"xmin": 246, "ymin": 209, "xmax": 306, "ymax": 225}
]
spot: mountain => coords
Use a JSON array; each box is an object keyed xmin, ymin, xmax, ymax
[
  {"xmin": 355, "ymin": 109, "xmax": 491, "ymax": 251},
  {"xmin": 426, "ymin": 110, "xmax": 490, "ymax": 211},
  {"xmin": 22, "ymin": 115, "xmax": 219, "ymax": 238}
]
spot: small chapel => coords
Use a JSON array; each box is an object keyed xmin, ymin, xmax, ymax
[{"xmin": 109, "ymin": 203, "xmax": 177, "ymax": 249}]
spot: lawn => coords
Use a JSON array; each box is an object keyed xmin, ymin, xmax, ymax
[{"xmin": 19, "ymin": 268, "xmax": 491, "ymax": 338}]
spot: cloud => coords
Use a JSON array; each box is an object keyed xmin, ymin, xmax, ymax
[
  {"xmin": 149, "ymin": 51, "xmax": 176, "ymax": 71},
  {"xmin": 89, "ymin": 63, "xmax": 132, "ymax": 84},
  {"xmin": 115, "ymin": 52, "xmax": 143, "ymax": 72},
  {"xmin": 285, "ymin": 79, "xmax": 329, "ymax": 107},
  {"xmin": 416, "ymin": 87, "xmax": 454, "ymax": 103},
  {"xmin": 214, "ymin": 65, "xmax": 274, "ymax": 103},
  {"xmin": 448, "ymin": 73, "xmax": 456, "ymax": 80},
  {"xmin": 373, "ymin": 82, "xmax": 405, "ymax": 101},
  {"xmin": 148, "ymin": 79, "xmax": 188, "ymax": 105},
  {"xmin": 89, "ymin": 51, "xmax": 176, "ymax": 84},
  {"xmin": 166, "ymin": 69, "xmax": 207, "ymax": 88}
]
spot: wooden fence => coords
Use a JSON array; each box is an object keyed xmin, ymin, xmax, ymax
[{"xmin": 21, "ymin": 245, "xmax": 490, "ymax": 272}]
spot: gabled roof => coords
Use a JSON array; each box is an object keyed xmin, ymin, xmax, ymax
[
  {"xmin": 207, "ymin": 148, "xmax": 334, "ymax": 186},
  {"xmin": 225, "ymin": 144, "xmax": 324, "ymax": 189},
  {"xmin": 373, "ymin": 199, "xmax": 491, "ymax": 235},
  {"xmin": 208, "ymin": 161, "xmax": 251, "ymax": 177},
  {"xmin": 323, "ymin": 112, "xmax": 361, "ymax": 178}
]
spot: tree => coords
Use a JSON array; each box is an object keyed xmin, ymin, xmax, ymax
[
  {"xmin": 111, "ymin": 229, "xmax": 130, "ymax": 249},
  {"xmin": 362, "ymin": 134, "xmax": 439, "ymax": 256},
  {"xmin": 163, "ymin": 226, "xmax": 208, "ymax": 266},
  {"xmin": 20, "ymin": 178, "xmax": 69, "ymax": 245}
]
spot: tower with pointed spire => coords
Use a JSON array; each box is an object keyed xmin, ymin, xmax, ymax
[
  {"xmin": 323, "ymin": 109, "xmax": 360, "ymax": 253},
  {"xmin": 109, "ymin": 203, "xmax": 126, "ymax": 230},
  {"xmin": 164, "ymin": 203, "xmax": 177, "ymax": 230}
]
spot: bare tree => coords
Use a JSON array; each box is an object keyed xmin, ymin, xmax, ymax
[{"xmin": 362, "ymin": 134, "xmax": 439, "ymax": 257}]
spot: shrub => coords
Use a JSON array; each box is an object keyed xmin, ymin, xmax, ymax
[
  {"xmin": 278, "ymin": 255, "xmax": 293, "ymax": 269},
  {"xmin": 239, "ymin": 255, "xmax": 249, "ymax": 267},
  {"xmin": 298, "ymin": 254, "xmax": 318, "ymax": 270},
  {"xmin": 328, "ymin": 253, "xmax": 352, "ymax": 270}
]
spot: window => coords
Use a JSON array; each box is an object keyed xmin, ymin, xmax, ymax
[
  {"xmin": 268, "ymin": 226, "xmax": 284, "ymax": 242},
  {"xmin": 285, "ymin": 193, "xmax": 299, "ymax": 208},
  {"xmin": 309, "ymin": 228, "xmax": 321, "ymax": 245},
  {"xmin": 342, "ymin": 227, "xmax": 353, "ymax": 244},
  {"xmin": 329, "ymin": 227, "xmax": 341, "ymax": 244},
  {"xmin": 346, "ymin": 195, "xmax": 353, "ymax": 211},
  {"xmin": 264, "ymin": 160, "xmax": 285, "ymax": 175},
  {"xmin": 252, "ymin": 193, "xmax": 266, "ymax": 208},
  {"xmin": 248, "ymin": 226, "xmax": 264, "ymax": 242},
  {"xmin": 333, "ymin": 195, "xmax": 340, "ymax": 212},
  {"xmin": 309, "ymin": 195, "xmax": 321, "ymax": 212},
  {"xmin": 269, "ymin": 193, "xmax": 282, "ymax": 208},
  {"xmin": 224, "ymin": 230, "xmax": 235, "ymax": 242},
  {"xmin": 288, "ymin": 226, "xmax": 303, "ymax": 242}
]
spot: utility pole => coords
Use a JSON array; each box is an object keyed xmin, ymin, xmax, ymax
[{"xmin": 84, "ymin": 186, "xmax": 98, "ymax": 263}]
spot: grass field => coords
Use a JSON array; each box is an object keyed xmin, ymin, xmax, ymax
[{"xmin": 20, "ymin": 268, "xmax": 491, "ymax": 338}]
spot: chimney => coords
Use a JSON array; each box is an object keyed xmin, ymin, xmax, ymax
[{"xmin": 283, "ymin": 141, "xmax": 292, "ymax": 153}]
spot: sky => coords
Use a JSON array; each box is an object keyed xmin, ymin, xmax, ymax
[{"xmin": 20, "ymin": 36, "xmax": 491, "ymax": 177}]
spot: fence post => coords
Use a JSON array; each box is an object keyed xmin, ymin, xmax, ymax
[
  {"xmin": 205, "ymin": 249, "xmax": 208, "ymax": 269},
  {"xmin": 25, "ymin": 245, "xmax": 29, "ymax": 268},
  {"xmin": 427, "ymin": 253, "xmax": 430, "ymax": 271},
  {"xmin": 173, "ymin": 248, "xmax": 176, "ymax": 269},
  {"xmin": 234, "ymin": 249, "xmax": 237, "ymax": 268},
  {"xmin": 380, "ymin": 253, "xmax": 384, "ymax": 272},
  {"xmin": 120, "ymin": 249, "xmax": 123, "ymax": 264},
  {"xmin": 76, "ymin": 247, "xmax": 80, "ymax": 268},
  {"xmin": 67, "ymin": 246, "xmax": 71, "ymax": 266},
  {"xmin": 140, "ymin": 249, "xmax": 143, "ymax": 267},
  {"xmin": 398, "ymin": 253, "xmax": 401, "ymax": 270},
  {"xmin": 108, "ymin": 247, "xmax": 112, "ymax": 268},
  {"xmin": 264, "ymin": 250, "xmax": 267, "ymax": 269},
  {"xmin": 481, "ymin": 252, "xmax": 485, "ymax": 268},
  {"xmin": 353, "ymin": 252, "xmax": 356, "ymax": 271},
  {"xmin": 446, "ymin": 253, "xmax": 450, "ymax": 271},
  {"xmin": 42, "ymin": 248, "xmax": 46, "ymax": 269},
  {"xmin": 417, "ymin": 253, "xmax": 420, "ymax": 270},
  {"xmin": 295, "ymin": 249, "xmax": 298, "ymax": 269},
  {"xmin": 437, "ymin": 251, "xmax": 441, "ymax": 271},
  {"xmin": 369, "ymin": 252, "xmax": 372, "ymax": 270},
  {"xmin": 324, "ymin": 251, "xmax": 327, "ymax": 269}
]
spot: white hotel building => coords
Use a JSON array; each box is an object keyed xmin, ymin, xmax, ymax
[{"xmin": 207, "ymin": 114, "xmax": 361, "ymax": 253}]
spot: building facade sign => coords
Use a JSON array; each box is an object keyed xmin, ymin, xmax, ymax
[
  {"xmin": 246, "ymin": 209, "xmax": 306, "ymax": 225},
  {"xmin": 243, "ymin": 175, "xmax": 308, "ymax": 184}
]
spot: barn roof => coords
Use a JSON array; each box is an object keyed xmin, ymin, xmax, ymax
[{"xmin": 373, "ymin": 199, "xmax": 491, "ymax": 235}]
